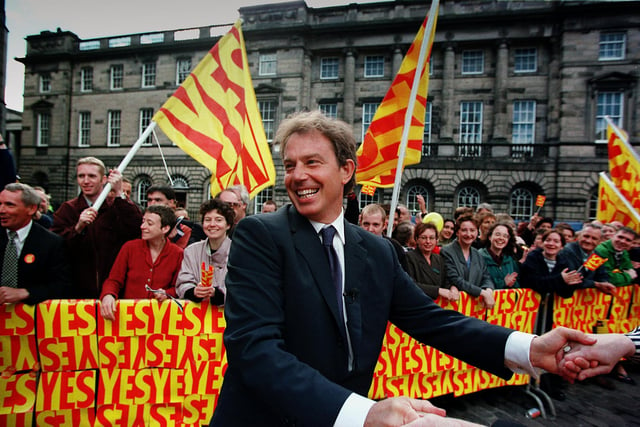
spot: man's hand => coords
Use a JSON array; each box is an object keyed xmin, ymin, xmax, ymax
[
  {"xmin": 530, "ymin": 327, "xmax": 597, "ymax": 379},
  {"xmin": 594, "ymin": 281, "xmax": 616, "ymax": 295},
  {"xmin": 0, "ymin": 287, "xmax": 29, "ymax": 304},
  {"xmin": 561, "ymin": 333, "xmax": 636, "ymax": 381},
  {"xmin": 75, "ymin": 207, "xmax": 97, "ymax": 233},
  {"xmin": 416, "ymin": 195, "xmax": 427, "ymax": 215},
  {"xmin": 364, "ymin": 397, "xmax": 445, "ymax": 427},
  {"xmin": 100, "ymin": 295, "xmax": 117, "ymax": 321},
  {"xmin": 107, "ymin": 169, "xmax": 123, "ymax": 195},
  {"xmin": 560, "ymin": 268, "xmax": 582, "ymax": 285}
]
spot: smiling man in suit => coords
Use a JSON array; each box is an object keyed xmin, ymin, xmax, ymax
[
  {"xmin": 0, "ymin": 183, "xmax": 71, "ymax": 304},
  {"xmin": 210, "ymin": 111, "xmax": 596, "ymax": 427}
]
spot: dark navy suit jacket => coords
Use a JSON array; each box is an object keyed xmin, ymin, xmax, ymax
[
  {"xmin": 0, "ymin": 222, "xmax": 71, "ymax": 304},
  {"xmin": 211, "ymin": 205, "xmax": 514, "ymax": 426}
]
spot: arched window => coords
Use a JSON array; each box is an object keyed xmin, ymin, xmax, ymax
[
  {"xmin": 405, "ymin": 185, "xmax": 430, "ymax": 216},
  {"xmin": 509, "ymin": 188, "xmax": 534, "ymax": 221},
  {"xmin": 456, "ymin": 186, "xmax": 480, "ymax": 209},
  {"xmin": 171, "ymin": 175, "xmax": 189, "ymax": 189},
  {"xmin": 358, "ymin": 187, "xmax": 381, "ymax": 211},
  {"xmin": 254, "ymin": 187, "xmax": 274, "ymax": 214},
  {"xmin": 588, "ymin": 189, "xmax": 599, "ymax": 221},
  {"xmin": 136, "ymin": 177, "xmax": 152, "ymax": 208}
]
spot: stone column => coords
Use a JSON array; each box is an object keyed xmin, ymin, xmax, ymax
[
  {"xmin": 344, "ymin": 48, "xmax": 356, "ymax": 125},
  {"xmin": 302, "ymin": 50, "xmax": 312, "ymax": 109},
  {"xmin": 441, "ymin": 44, "xmax": 455, "ymax": 140},
  {"xmin": 392, "ymin": 46, "xmax": 403, "ymax": 76},
  {"xmin": 492, "ymin": 40, "xmax": 509, "ymax": 141}
]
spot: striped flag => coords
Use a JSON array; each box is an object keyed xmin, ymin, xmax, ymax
[
  {"xmin": 153, "ymin": 20, "xmax": 276, "ymax": 198},
  {"xmin": 597, "ymin": 172, "xmax": 640, "ymax": 232},
  {"xmin": 355, "ymin": 4, "xmax": 438, "ymax": 187},
  {"xmin": 607, "ymin": 118, "xmax": 640, "ymax": 211}
]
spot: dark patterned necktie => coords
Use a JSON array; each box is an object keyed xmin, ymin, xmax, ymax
[
  {"xmin": 320, "ymin": 226, "xmax": 344, "ymax": 321},
  {"xmin": 2, "ymin": 231, "xmax": 19, "ymax": 288}
]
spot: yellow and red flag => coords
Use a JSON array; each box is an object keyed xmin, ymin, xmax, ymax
[
  {"xmin": 360, "ymin": 185, "xmax": 376, "ymax": 197},
  {"xmin": 607, "ymin": 118, "xmax": 640, "ymax": 211},
  {"xmin": 355, "ymin": 4, "xmax": 438, "ymax": 187},
  {"xmin": 153, "ymin": 20, "xmax": 276, "ymax": 198},
  {"xmin": 583, "ymin": 253, "xmax": 608, "ymax": 271},
  {"xmin": 597, "ymin": 172, "xmax": 640, "ymax": 232},
  {"xmin": 535, "ymin": 195, "xmax": 546, "ymax": 207}
]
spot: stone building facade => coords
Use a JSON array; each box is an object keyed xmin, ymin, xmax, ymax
[{"xmin": 16, "ymin": 0, "xmax": 640, "ymax": 223}]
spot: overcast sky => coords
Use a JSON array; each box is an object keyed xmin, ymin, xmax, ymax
[{"xmin": 5, "ymin": 0, "xmax": 386, "ymax": 112}]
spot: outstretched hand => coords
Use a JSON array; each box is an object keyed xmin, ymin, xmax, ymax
[
  {"xmin": 561, "ymin": 333, "xmax": 635, "ymax": 381},
  {"xmin": 364, "ymin": 397, "xmax": 445, "ymax": 427},
  {"xmin": 530, "ymin": 327, "xmax": 597, "ymax": 380}
]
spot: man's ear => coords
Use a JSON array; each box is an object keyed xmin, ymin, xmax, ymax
[{"xmin": 162, "ymin": 225, "xmax": 171, "ymax": 236}]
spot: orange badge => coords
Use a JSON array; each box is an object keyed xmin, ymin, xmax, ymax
[{"xmin": 24, "ymin": 254, "xmax": 35, "ymax": 264}]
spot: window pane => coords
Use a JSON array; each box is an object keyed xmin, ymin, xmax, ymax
[
  {"xmin": 423, "ymin": 102, "xmax": 432, "ymax": 156},
  {"xmin": 595, "ymin": 92, "xmax": 623, "ymax": 142},
  {"xmin": 406, "ymin": 185, "xmax": 429, "ymax": 215},
  {"xmin": 459, "ymin": 102, "xmax": 483, "ymax": 156},
  {"xmin": 358, "ymin": 187, "xmax": 381, "ymax": 210},
  {"xmin": 258, "ymin": 100, "xmax": 277, "ymax": 141},
  {"xmin": 259, "ymin": 54, "xmax": 277, "ymax": 76},
  {"xmin": 599, "ymin": 32, "xmax": 625, "ymax": 60},
  {"xmin": 108, "ymin": 111, "xmax": 121, "ymax": 147},
  {"xmin": 320, "ymin": 57, "xmax": 339, "ymax": 79},
  {"xmin": 462, "ymin": 50, "xmax": 484, "ymax": 74},
  {"xmin": 176, "ymin": 58, "xmax": 192, "ymax": 84},
  {"xmin": 40, "ymin": 75, "xmax": 51, "ymax": 93},
  {"xmin": 364, "ymin": 56, "xmax": 384, "ymax": 78},
  {"xmin": 81, "ymin": 67, "xmax": 93, "ymax": 92},
  {"xmin": 140, "ymin": 108, "xmax": 154, "ymax": 145},
  {"xmin": 111, "ymin": 65, "xmax": 123, "ymax": 90},
  {"xmin": 137, "ymin": 178, "xmax": 152, "ymax": 208},
  {"xmin": 79, "ymin": 112, "xmax": 91, "ymax": 147},
  {"xmin": 253, "ymin": 187, "xmax": 274, "ymax": 214},
  {"xmin": 514, "ymin": 48, "xmax": 537, "ymax": 73},
  {"xmin": 512, "ymin": 100, "xmax": 536, "ymax": 157},
  {"xmin": 319, "ymin": 104, "xmax": 337, "ymax": 119},
  {"xmin": 509, "ymin": 188, "xmax": 533, "ymax": 221},
  {"xmin": 37, "ymin": 113, "xmax": 50, "ymax": 147},
  {"xmin": 142, "ymin": 62, "xmax": 156, "ymax": 87},
  {"xmin": 362, "ymin": 103, "xmax": 379, "ymax": 141},
  {"xmin": 457, "ymin": 187, "xmax": 480, "ymax": 209}
]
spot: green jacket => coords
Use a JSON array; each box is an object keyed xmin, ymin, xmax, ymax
[
  {"xmin": 595, "ymin": 240, "xmax": 634, "ymax": 287},
  {"xmin": 478, "ymin": 248, "xmax": 520, "ymax": 290}
]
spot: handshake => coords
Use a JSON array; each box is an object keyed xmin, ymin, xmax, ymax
[{"xmin": 537, "ymin": 327, "xmax": 637, "ymax": 382}]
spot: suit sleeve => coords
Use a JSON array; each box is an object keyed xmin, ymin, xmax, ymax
[{"xmin": 223, "ymin": 216, "xmax": 351, "ymax": 425}]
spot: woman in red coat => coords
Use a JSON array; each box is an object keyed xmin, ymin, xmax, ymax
[{"xmin": 99, "ymin": 205, "xmax": 184, "ymax": 320}]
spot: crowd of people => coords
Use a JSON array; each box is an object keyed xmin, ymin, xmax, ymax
[{"xmin": 1, "ymin": 111, "xmax": 639, "ymax": 425}]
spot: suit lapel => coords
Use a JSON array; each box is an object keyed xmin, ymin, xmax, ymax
[
  {"xmin": 343, "ymin": 222, "xmax": 367, "ymax": 361},
  {"xmin": 288, "ymin": 207, "xmax": 346, "ymax": 340}
]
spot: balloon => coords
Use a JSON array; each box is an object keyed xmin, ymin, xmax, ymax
[{"xmin": 422, "ymin": 212, "xmax": 444, "ymax": 232}]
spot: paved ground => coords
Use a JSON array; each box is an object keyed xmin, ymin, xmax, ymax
[{"xmin": 430, "ymin": 362, "xmax": 640, "ymax": 426}]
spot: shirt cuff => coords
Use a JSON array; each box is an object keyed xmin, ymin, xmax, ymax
[
  {"xmin": 333, "ymin": 393, "xmax": 375, "ymax": 427},
  {"xmin": 504, "ymin": 331, "xmax": 540, "ymax": 378}
]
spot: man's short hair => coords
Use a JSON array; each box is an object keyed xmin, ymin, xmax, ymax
[
  {"xmin": 145, "ymin": 205, "xmax": 177, "ymax": 232},
  {"xmin": 476, "ymin": 203, "xmax": 493, "ymax": 213},
  {"xmin": 536, "ymin": 217, "xmax": 555, "ymax": 229},
  {"xmin": 263, "ymin": 200, "xmax": 277, "ymax": 209},
  {"xmin": 146, "ymin": 185, "xmax": 176, "ymax": 202},
  {"xmin": 200, "ymin": 198, "xmax": 236, "ymax": 227},
  {"xmin": 77, "ymin": 157, "xmax": 106, "ymax": 176},
  {"xmin": 226, "ymin": 185, "xmax": 250, "ymax": 206},
  {"xmin": 4, "ymin": 183, "xmax": 41, "ymax": 207},
  {"xmin": 275, "ymin": 110, "xmax": 357, "ymax": 195},
  {"xmin": 394, "ymin": 221, "xmax": 414, "ymax": 246},
  {"xmin": 617, "ymin": 226, "xmax": 638, "ymax": 239},
  {"xmin": 361, "ymin": 203, "xmax": 386, "ymax": 220}
]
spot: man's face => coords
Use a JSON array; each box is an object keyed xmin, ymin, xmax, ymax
[
  {"xmin": 612, "ymin": 231, "xmax": 635, "ymax": 252},
  {"xmin": 537, "ymin": 222, "xmax": 552, "ymax": 233},
  {"xmin": 219, "ymin": 191, "xmax": 246, "ymax": 223},
  {"xmin": 0, "ymin": 190, "xmax": 37, "ymax": 231},
  {"xmin": 77, "ymin": 164, "xmax": 106, "ymax": 199},
  {"xmin": 578, "ymin": 227, "xmax": 601, "ymax": 253},
  {"xmin": 140, "ymin": 212, "xmax": 168, "ymax": 241},
  {"xmin": 122, "ymin": 182, "xmax": 132, "ymax": 199},
  {"xmin": 398, "ymin": 206, "xmax": 411, "ymax": 223},
  {"xmin": 283, "ymin": 131, "xmax": 354, "ymax": 224},
  {"xmin": 147, "ymin": 191, "xmax": 176, "ymax": 209},
  {"xmin": 361, "ymin": 212, "xmax": 386, "ymax": 236},
  {"xmin": 262, "ymin": 203, "xmax": 276, "ymax": 213}
]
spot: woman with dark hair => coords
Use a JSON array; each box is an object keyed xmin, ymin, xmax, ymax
[
  {"xmin": 438, "ymin": 218, "xmax": 455, "ymax": 247},
  {"xmin": 176, "ymin": 199, "xmax": 235, "ymax": 305},
  {"xmin": 100, "ymin": 205, "xmax": 183, "ymax": 320},
  {"xmin": 520, "ymin": 229, "xmax": 582, "ymax": 297},
  {"xmin": 441, "ymin": 214, "xmax": 496, "ymax": 308},
  {"xmin": 479, "ymin": 222, "xmax": 520, "ymax": 289},
  {"xmin": 406, "ymin": 222, "xmax": 458, "ymax": 301}
]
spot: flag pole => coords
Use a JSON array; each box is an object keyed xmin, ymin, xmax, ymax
[
  {"xmin": 386, "ymin": 0, "xmax": 438, "ymax": 237},
  {"xmin": 93, "ymin": 121, "xmax": 157, "ymax": 211},
  {"xmin": 599, "ymin": 171, "xmax": 640, "ymax": 224}
]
